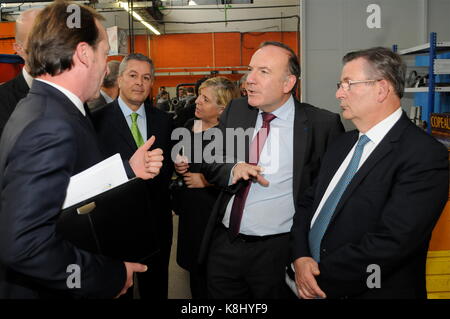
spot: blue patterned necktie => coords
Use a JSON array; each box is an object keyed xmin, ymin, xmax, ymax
[{"xmin": 309, "ymin": 134, "xmax": 371, "ymax": 262}]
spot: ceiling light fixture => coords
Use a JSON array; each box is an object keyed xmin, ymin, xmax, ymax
[{"xmin": 119, "ymin": 1, "xmax": 161, "ymax": 35}]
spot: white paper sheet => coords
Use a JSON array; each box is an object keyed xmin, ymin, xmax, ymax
[{"xmin": 62, "ymin": 153, "xmax": 128, "ymax": 209}]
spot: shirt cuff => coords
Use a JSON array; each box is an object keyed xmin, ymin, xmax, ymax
[{"xmin": 228, "ymin": 161, "xmax": 246, "ymax": 185}]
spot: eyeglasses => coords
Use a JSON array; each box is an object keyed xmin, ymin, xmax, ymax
[{"xmin": 336, "ymin": 79, "xmax": 381, "ymax": 91}]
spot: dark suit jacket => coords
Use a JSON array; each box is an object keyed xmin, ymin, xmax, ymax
[
  {"xmin": 87, "ymin": 93, "xmax": 107, "ymax": 113},
  {"xmin": 0, "ymin": 80, "xmax": 126, "ymax": 299},
  {"xmin": 198, "ymin": 97, "xmax": 345, "ymax": 263},
  {"xmin": 0, "ymin": 71, "xmax": 29, "ymax": 137},
  {"xmin": 291, "ymin": 112, "xmax": 449, "ymax": 299},
  {"xmin": 92, "ymin": 100, "xmax": 175, "ymax": 246}
]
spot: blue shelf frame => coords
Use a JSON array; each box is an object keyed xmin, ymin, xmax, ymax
[
  {"xmin": 395, "ymin": 32, "xmax": 450, "ymax": 134},
  {"xmin": 428, "ymin": 32, "xmax": 437, "ymax": 129}
]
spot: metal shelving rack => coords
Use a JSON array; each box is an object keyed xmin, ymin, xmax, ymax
[{"xmin": 394, "ymin": 32, "xmax": 450, "ymax": 133}]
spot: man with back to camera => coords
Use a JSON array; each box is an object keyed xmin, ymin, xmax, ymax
[
  {"xmin": 0, "ymin": 1, "xmax": 163, "ymax": 299},
  {"xmin": 0, "ymin": 8, "xmax": 40, "ymax": 137},
  {"xmin": 192, "ymin": 41, "xmax": 345, "ymax": 298},
  {"xmin": 291, "ymin": 47, "xmax": 449, "ymax": 299}
]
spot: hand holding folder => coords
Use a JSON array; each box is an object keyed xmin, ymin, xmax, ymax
[{"xmin": 57, "ymin": 154, "xmax": 159, "ymax": 264}]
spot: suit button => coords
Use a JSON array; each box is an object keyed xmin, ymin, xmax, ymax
[{"xmin": 322, "ymin": 248, "xmax": 326, "ymax": 253}]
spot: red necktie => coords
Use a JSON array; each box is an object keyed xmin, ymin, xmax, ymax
[{"xmin": 228, "ymin": 112, "xmax": 276, "ymax": 238}]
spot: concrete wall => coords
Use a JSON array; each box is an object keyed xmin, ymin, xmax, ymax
[
  {"xmin": 428, "ymin": 0, "xmax": 450, "ymax": 39},
  {"xmin": 301, "ymin": 0, "xmax": 450, "ymax": 130}
]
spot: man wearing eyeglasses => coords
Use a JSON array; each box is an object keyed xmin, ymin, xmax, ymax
[{"xmin": 291, "ymin": 47, "xmax": 449, "ymax": 299}]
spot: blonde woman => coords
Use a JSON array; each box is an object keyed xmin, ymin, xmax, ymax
[{"xmin": 173, "ymin": 77, "xmax": 239, "ymax": 298}]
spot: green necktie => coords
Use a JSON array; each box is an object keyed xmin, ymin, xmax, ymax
[{"xmin": 130, "ymin": 112, "xmax": 144, "ymax": 148}]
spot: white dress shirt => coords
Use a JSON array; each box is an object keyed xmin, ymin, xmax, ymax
[
  {"xmin": 222, "ymin": 96, "xmax": 296, "ymax": 236},
  {"xmin": 22, "ymin": 68, "xmax": 33, "ymax": 89}
]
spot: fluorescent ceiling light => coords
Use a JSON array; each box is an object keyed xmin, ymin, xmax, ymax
[{"xmin": 119, "ymin": 1, "xmax": 161, "ymax": 35}]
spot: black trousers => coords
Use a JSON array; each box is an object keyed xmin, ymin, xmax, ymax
[
  {"xmin": 137, "ymin": 239, "xmax": 172, "ymax": 299},
  {"xmin": 137, "ymin": 213, "xmax": 173, "ymax": 299},
  {"xmin": 206, "ymin": 225, "xmax": 293, "ymax": 299},
  {"xmin": 122, "ymin": 215, "xmax": 173, "ymax": 300},
  {"xmin": 189, "ymin": 268, "xmax": 208, "ymax": 299}
]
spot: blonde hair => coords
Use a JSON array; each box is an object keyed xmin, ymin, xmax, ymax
[{"xmin": 198, "ymin": 77, "xmax": 239, "ymax": 108}]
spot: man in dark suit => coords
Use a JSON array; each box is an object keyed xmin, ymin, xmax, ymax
[
  {"xmin": 0, "ymin": 2, "xmax": 163, "ymax": 299},
  {"xmin": 291, "ymin": 47, "xmax": 449, "ymax": 299},
  {"xmin": 0, "ymin": 8, "xmax": 40, "ymax": 137},
  {"xmin": 195, "ymin": 41, "xmax": 344, "ymax": 298},
  {"xmin": 87, "ymin": 60, "xmax": 120, "ymax": 112},
  {"xmin": 92, "ymin": 53, "xmax": 174, "ymax": 299}
]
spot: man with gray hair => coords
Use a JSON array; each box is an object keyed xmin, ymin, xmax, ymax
[
  {"xmin": 291, "ymin": 47, "xmax": 448, "ymax": 299},
  {"xmin": 0, "ymin": 8, "xmax": 41, "ymax": 136},
  {"xmin": 93, "ymin": 53, "xmax": 174, "ymax": 299},
  {"xmin": 88, "ymin": 60, "xmax": 121, "ymax": 112}
]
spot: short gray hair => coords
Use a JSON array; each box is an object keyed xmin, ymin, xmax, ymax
[
  {"xmin": 103, "ymin": 60, "xmax": 120, "ymax": 88},
  {"xmin": 118, "ymin": 53, "xmax": 155, "ymax": 79},
  {"xmin": 343, "ymin": 47, "xmax": 406, "ymax": 98}
]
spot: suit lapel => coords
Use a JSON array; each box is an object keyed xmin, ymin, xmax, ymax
[
  {"xmin": 77, "ymin": 103, "xmax": 97, "ymax": 136},
  {"xmin": 311, "ymin": 131, "xmax": 359, "ymax": 213},
  {"xmin": 328, "ymin": 113, "xmax": 411, "ymax": 224},
  {"xmin": 243, "ymin": 104, "xmax": 259, "ymax": 129},
  {"xmin": 242, "ymin": 104, "xmax": 259, "ymax": 162},
  {"xmin": 145, "ymin": 103, "xmax": 158, "ymax": 149},
  {"xmin": 292, "ymin": 102, "xmax": 309, "ymax": 201},
  {"xmin": 109, "ymin": 101, "xmax": 138, "ymax": 152}
]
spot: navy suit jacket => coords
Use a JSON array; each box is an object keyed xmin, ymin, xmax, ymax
[
  {"xmin": 198, "ymin": 97, "xmax": 345, "ymax": 263},
  {"xmin": 0, "ymin": 80, "xmax": 126, "ymax": 298},
  {"xmin": 0, "ymin": 71, "xmax": 29, "ymax": 137},
  {"xmin": 291, "ymin": 113, "xmax": 449, "ymax": 298}
]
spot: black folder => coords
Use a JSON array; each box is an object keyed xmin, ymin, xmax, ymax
[{"xmin": 56, "ymin": 178, "xmax": 159, "ymax": 264}]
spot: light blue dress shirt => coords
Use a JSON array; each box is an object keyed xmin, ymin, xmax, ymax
[
  {"xmin": 118, "ymin": 96, "xmax": 148, "ymax": 142},
  {"xmin": 222, "ymin": 96, "xmax": 296, "ymax": 236}
]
